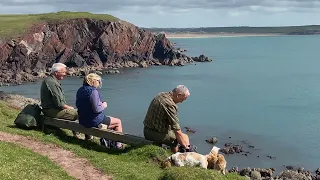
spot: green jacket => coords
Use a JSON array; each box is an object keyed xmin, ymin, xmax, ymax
[
  {"xmin": 40, "ymin": 75, "xmax": 67, "ymax": 110},
  {"xmin": 144, "ymin": 92, "xmax": 181, "ymax": 133}
]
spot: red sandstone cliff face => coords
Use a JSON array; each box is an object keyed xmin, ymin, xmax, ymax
[{"xmin": 0, "ymin": 18, "xmax": 210, "ymax": 85}]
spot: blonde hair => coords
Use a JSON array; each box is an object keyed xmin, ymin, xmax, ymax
[{"xmin": 84, "ymin": 73, "xmax": 102, "ymax": 88}]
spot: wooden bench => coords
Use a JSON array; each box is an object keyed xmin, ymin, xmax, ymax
[{"xmin": 41, "ymin": 116, "xmax": 153, "ymax": 147}]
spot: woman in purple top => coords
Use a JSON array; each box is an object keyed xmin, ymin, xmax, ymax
[{"xmin": 76, "ymin": 73, "xmax": 123, "ymax": 148}]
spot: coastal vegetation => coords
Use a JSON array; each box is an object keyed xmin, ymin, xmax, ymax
[
  {"xmin": 0, "ymin": 101, "xmax": 244, "ymax": 180},
  {"xmin": 0, "ymin": 11, "xmax": 119, "ymax": 39}
]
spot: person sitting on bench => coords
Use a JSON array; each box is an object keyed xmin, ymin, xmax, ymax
[
  {"xmin": 76, "ymin": 73, "xmax": 123, "ymax": 149},
  {"xmin": 40, "ymin": 63, "xmax": 80, "ymax": 138}
]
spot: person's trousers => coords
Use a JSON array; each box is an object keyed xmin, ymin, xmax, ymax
[{"xmin": 42, "ymin": 108, "xmax": 79, "ymax": 136}]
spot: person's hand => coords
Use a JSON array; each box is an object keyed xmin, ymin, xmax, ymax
[
  {"xmin": 102, "ymin": 102, "xmax": 108, "ymax": 108},
  {"xmin": 63, "ymin": 105, "xmax": 74, "ymax": 109}
]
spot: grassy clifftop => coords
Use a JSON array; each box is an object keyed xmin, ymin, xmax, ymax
[
  {"xmin": 0, "ymin": 101, "xmax": 245, "ymax": 180},
  {"xmin": 0, "ymin": 11, "xmax": 119, "ymax": 39}
]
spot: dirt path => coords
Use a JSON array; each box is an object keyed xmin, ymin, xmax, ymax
[{"xmin": 0, "ymin": 131, "xmax": 112, "ymax": 180}]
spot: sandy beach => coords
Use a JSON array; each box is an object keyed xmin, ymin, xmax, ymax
[{"xmin": 165, "ymin": 33, "xmax": 282, "ymax": 38}]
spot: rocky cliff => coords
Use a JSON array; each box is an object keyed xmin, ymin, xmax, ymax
[{"xmin": 0, "ymin": 18, "xmax": 211, "ymax": 86}]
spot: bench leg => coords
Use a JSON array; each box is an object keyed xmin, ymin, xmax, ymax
[
  {"xmin": 42, "ymin": 123, "xmax": 52, "ymax": 134},
  {"xmin": 42, "ymin": 124, "xmax": 49, "ymax": 134},
  {"xmin": 42, "ymin": 124, "xmax": 57, "ymax": 135}
]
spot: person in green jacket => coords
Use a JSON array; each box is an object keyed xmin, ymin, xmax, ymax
[{"xmin": 40, "ymin": 63, "xmax": 80, "ymax": 138}]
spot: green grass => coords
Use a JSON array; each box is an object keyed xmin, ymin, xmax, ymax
[
  {"xmin": 0, "ymin": 11, "xmax": 119, "ymax": 39},
  {"xmin": 161, "ymin": 167, "xmax": 245, "ymax": 180},
  {"xmin": 0, "ymin": 142, "xmax": 73, "ymax": 180},
  {"xmin": 0, "ymin": 101, "xmax": 245, "ymax": 180}
]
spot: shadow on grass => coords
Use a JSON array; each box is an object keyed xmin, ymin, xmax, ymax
[{"xmin": 6, "ymin": 124, "xmax": 153, "ymax": 156}]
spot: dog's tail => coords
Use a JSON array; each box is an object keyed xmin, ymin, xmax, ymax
[{"xmin": 216, "ymin": 155, "xmax": 227, "ymax": 175}]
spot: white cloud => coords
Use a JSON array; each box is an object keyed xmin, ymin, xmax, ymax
[
  {"xmin": 0, "ymin": 0, "xmax": 320, "ymax": 27},
  {"xmin": 1, "ymin": 0, "xmax": 320, "ymax": 13}
]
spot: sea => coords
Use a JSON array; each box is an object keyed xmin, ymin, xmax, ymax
[{"xmin": 2, "ymin": 35, "xmax": 320, "ymax": 172}]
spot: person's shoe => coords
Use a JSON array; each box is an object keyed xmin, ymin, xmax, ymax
[
  {"xmin": 109, "ymin": 141, "xmax": 117, "ymax": 149},
  {"xmin": 100, "ymin": 138, "xmax": 110, "ymax": 148},
  {"xmin": 115, "ymin": 142, "xmax": 123, "ymax": 149},
  {"xmin": 85, "ymin": 134, "xmax": 94, "ymax": 141},
  {"xmin": 72, "ymin": 131, "xmax": 81, "ymax": 139}
]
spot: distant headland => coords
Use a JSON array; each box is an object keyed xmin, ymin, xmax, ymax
[
  {"xmin": 0, "ymin": 11, "xmax": 211, "ymax": 86},
  {"xmin": 145, "ymin": 25, "xmax": 320, "ymax": 37}
]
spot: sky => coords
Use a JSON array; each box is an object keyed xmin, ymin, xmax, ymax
[{"xmin": 0, "ymin": 0, "xmax": 320, "ymax": 28}]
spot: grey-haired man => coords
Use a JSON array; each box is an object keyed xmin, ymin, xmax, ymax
[
  {"xmin": 40, "ymin": 63, "xmax": 80, "ymax": 138},
  {"xmin": 144, "ymin": 85, "xmax": 195, "ymax": 153}
]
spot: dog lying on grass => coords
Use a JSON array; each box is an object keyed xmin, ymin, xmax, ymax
[{"xmin": 162, "ymin": 146, "xmax": 227, "ymax": 175}]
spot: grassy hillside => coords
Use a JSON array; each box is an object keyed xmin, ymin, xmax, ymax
[
  {"xmin": 0, "ymin": 11, "xmax": 119, "ymax": 39},
  {"xmin": 0, "ymin": 101, "xmax": 245, "ymax": 180}
]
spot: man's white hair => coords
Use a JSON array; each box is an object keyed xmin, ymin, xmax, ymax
[
  {"xmin": 172, "ymin": 85, "xmax": 190, "ymax": 96},
  {"xmin": 51, "ymin": 63, "xmax": 67, "ymax": 74}
]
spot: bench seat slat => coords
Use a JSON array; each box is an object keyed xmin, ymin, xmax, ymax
[{"xmin": 42, "ymin": 116, "xmax": 153, "ymax": 146}]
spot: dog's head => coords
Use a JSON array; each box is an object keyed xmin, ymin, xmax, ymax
[
  {"xmin": 206, "ymin": 147, "xmax": 220, "ymax": 169},
  {"xmin": 210, "ymin": 146, "xmax": 220, "ymax": 154}
]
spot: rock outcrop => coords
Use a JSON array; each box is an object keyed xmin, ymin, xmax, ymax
[
  {"xmin": 0, "ymin": 19, "xmax": 210, "ymax": 86},
  {"xmin": 229, "ymin": 166, "xmax": 320, "ymax": 180},
  {"xmin": 192, "ymin": 54, "xmax": 212, "ymax": 62},
  {"xmin": 0, "ymin": 91, "xmax": 40, "ymax": 109}
]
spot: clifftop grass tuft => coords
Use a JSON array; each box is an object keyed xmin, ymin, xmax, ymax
[{"xmin": 0, "ymin": 11, "xmax": 119, "ymax": 39}]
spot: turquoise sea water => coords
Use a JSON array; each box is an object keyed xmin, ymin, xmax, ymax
[{"xmin": 2, "ymin": 35, "xmax": 320, "ymax": 171}]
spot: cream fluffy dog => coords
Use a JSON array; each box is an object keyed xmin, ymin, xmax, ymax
[
  {"xmin": 206, "ymin": 146, "xmax": 227, "ymax": 175},
  {"xmin": 162, "ymin": 146, "xmax": 227, "ymax": 175}
]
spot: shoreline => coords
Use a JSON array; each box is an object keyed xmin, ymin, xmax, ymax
[
  {"xmin": 0, "ymin": 55, "xmax": 211, "ymax": 87},
  {"xmin": 165, "ymin": 33, "xmax": 283, "ymax": 39}
]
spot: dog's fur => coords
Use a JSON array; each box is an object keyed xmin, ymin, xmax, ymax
[
  {"xmin": 206, "ymin": 146, "xmax": 227, "ymax": 175},
  {"xmin": 162, "ymin": 146, "xmax": 227, "ymax": 175},
  {"xmin": 162, "ymin": 151, "xmax": 208, "ymax": 169}
]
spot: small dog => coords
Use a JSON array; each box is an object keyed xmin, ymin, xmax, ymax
[
  {"xmin": 162, "ymin": 151, "xmax": 208, "ymax": 169},
  {"xmin": 206, "ymin": 146, "xmax": 227, "ymax": 175},
  {"xmin": 162, "ymin": 146, "xmax": 227, "ymax": 175}
]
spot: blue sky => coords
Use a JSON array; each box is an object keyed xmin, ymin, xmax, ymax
[{"xmin": 1, "ymin": 0, "xmax": 320, "ymax": 28}]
